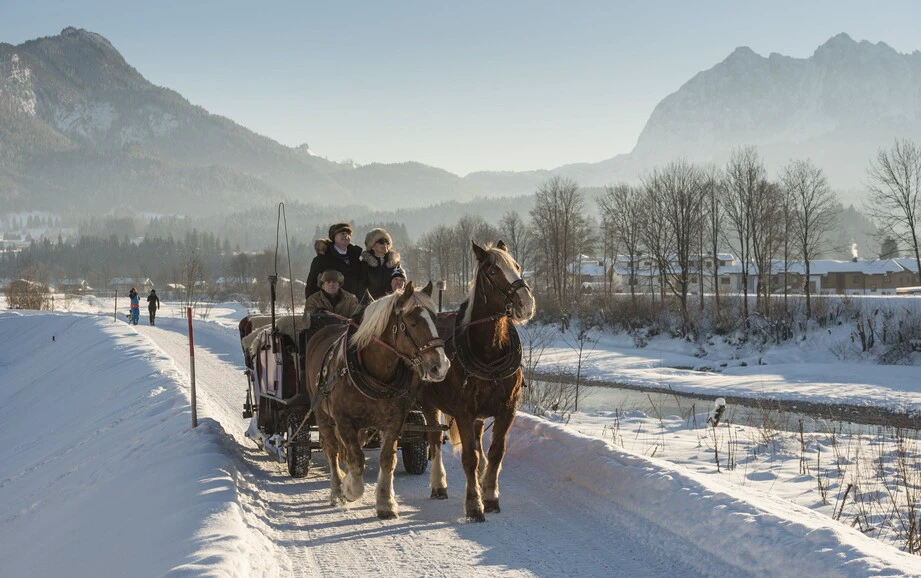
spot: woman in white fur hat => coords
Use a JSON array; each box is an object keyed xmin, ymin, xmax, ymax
[{"xmin": 360, "ymin": 227, "xmax": 407, "ymax": 299}]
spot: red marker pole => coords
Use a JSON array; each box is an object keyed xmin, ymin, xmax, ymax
[{"xmin": 187, "ymin": 306, "xmax": 198, "ymax": 428}]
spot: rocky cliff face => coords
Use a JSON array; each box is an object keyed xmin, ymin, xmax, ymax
[
  {"xmin": 633, "ymin": 33, "xmax": 921, "ymax": 165},
  {"xmin": 477, "ymin": 34, "xmax": 921, "ymax": 195}
]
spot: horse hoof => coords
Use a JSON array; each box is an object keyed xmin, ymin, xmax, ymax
[
  {"xmin": 466, "ymin": 510, "xmax": 486, "ymax": 522},
  {"xmin": 377, "ymin": 510, "xmax": 398, "ymax": 520},
  {"xmin": 431, "ymin": 488, "xmax": 449, "ymax": 499},
  {"xmin": 483, "ymin": 499, "xmax": 500, "ymax": 513}
]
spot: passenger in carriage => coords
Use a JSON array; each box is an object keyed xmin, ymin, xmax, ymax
[
  {"xmin": 304, "ymin": 269, "xmax": 361, "ymax": 318},
  {"xmin": 360, "ymin": 228, "xmax": 407, "ymax": 299},
  {"xmin": 306, "ymin": 223, "xmax": 363, "ymax": 298}
]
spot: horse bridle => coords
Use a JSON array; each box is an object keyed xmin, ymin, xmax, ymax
[
  {"xmin": 478, "ymin": 257, "xmax": 530, "ymax": 318},
  {"xmin": 387, "ymin": 307, "xmax": 445, "ymax": 373}
]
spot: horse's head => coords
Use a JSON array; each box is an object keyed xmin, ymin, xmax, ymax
[
  {"xmin": 472, "ymin": 240, "xmax": 536, "ymax": 322},
  {"xmin": 351, "ymin": 281, "xmax": 450, "ymax": 382}
]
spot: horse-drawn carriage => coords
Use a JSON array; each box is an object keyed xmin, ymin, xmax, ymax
[
  {"xmin": 237, "ymin": 240, "xmax": 535, "ymax": 521},
  {"xmin": 238, "ymin": 277, "xmax": 433, "ymax": 479}
]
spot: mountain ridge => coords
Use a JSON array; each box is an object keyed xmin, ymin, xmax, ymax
[
  {"xmin": 3, "ymin": 29, "xmax": 919, "ymax": 214},
  {"xmin": 0, "ymin": 27, "xmax": 490, "ymax": 214},
  {"xmin": 476, "ymin": 33, "xmax": 921, "ymax": 198}
]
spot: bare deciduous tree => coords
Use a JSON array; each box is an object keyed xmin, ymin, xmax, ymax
[
  {"xmin": 865, "ymin": 139, "xmax": 921, "ymax": 285},
  {"xmin": 530, "ymin": 176, "xmax": 589, "ymax": 309},
  {"xmin": 597, "ymin": 183, "xmax": 643, "ymax": 304},
  {"xmin": 702, "ymin": 165, "xmax": 724, "ymax": 313},
  {"xmin": 750, "ymin": 179, "xmax": 784, "ymax": 316},
  {"xmin": 417, "ymin": 224, "xmax": 462, "ymax": 301},
  {"xmin": 641, "ymin": 160, "xmax": 705, "ymax": 331},
  {"xmin": 723, "ymin": 146, "xmax": 766, "ymax": 326},
  {"xmin": 782, "ymin": 159, "xmax": 839, "ymax": 318},
  {"xmin": 455, "ymin": 214, "xmax": 492, "ymax": 289},
  {"xmin": 180, "ymin": 253, "xmax": 206, "ymax": 311}
]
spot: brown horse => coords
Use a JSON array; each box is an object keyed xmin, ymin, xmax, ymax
[
  {"xmin": 304, "ymin": 281, "xmax": 449, "ymax": 519},
  {"xmin": 422, "ymin": 241, "xmax": 536, "ymax": 521}
]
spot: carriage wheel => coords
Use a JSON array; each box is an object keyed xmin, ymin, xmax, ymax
[
  {"xmin": 286, "ymin": 411, "xmax": 311, "ymax": 478},
  {"xmin": 401, "ymin": 411, "xmax": 429, "ymax": 475}
]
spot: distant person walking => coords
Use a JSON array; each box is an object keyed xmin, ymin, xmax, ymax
[
  {"xmin": 128, "ymin": 288, "xmax": 140, "ymax": 325},
  {"xmin": 147, "ymin": 289, "xmax": 160, "ymax": 326}
]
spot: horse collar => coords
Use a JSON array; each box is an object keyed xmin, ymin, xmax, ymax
[
  {"xmin": 343, "ymin": 326, "xmax": 414, "ymax": 400},
  {"xmin": 451, "ymin": 301, "xmax": 523, "ymax": 381}
]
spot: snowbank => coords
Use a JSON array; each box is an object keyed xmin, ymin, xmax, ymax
[
  {"xmin": 509, "ymin": 413, "xmax": 921, "ymax": 576},
  {"xmin": 0, "ymin": 312, "xmax": 279, "ymax": 577}
]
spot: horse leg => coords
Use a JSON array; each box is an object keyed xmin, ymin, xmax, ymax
[
  {"xmin": 457, "ymin": 417, "xmax": 485, "ymax": 522},
  {"xmin": 317, "ymin": 413, "xmax": 345, "ymax": 505},
  {"xmin": 482, "ymin": 409, "xmax": 514, "ymax": 514},
  {"xmin": 474, "ymin": 418, "xmax": 488, "ymax": 485},
  {"xmin": 375, "ymin": 426, "xmax": 401, "ymax": 519},
  {"xmin": 339, "ymin": 425, "xmax": 366, "ymax": 502},
  {"xmin": 424, "ymin": 404, "xmax": 448, "ymax": 499}
]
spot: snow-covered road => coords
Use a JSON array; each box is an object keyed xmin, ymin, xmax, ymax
[
  {"xmin": 3, "ymin": 310, "xmax": 919, "ymax": 577},
  {"xmin": 142, "ymin": 315, "xmax": 700, "ymax": 577}
]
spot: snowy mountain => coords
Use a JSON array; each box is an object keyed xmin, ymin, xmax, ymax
[
  {"xmin": 478, "ymin": 33, "xmax": 921, "ymax": 194},
  {"xmin": 630, "ymin": 33, "xmax": 921, "ymax": 183},
  {"xmin": 0, "ymin": 28, "xmax": 487, "ymax": 214}
]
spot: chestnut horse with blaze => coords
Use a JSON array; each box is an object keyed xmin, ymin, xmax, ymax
[
  {"xmin": 422, "ymin": 241, "xmax": 536, "ymax": 521},
  {"xmin": 304, "ymin": 281, "xmax": 449, "ymax": 519}
]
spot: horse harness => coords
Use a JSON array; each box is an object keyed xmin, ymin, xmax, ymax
[
  {"xmin": 330, "ymin": 308, "xmax": 444, "ymax": 400},
  {"xmin": 444, "ymin": 300, "xmax": 523, "ymax": 382}
]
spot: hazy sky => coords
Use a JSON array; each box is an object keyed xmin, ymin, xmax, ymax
[{"xmin": 2, "ymin": 1, "xmax": 921, "ymax": 175}]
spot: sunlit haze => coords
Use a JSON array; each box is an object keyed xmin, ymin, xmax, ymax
[{"xmin": 3, "ymin": 0, "xmax": 921, "ymax": 174}]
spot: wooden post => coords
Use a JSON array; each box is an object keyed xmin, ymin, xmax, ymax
[
  {"xmin": 187, "ymin": 306, "xmax": 198, "ymax": 428},
  {"xmin": 436, "ymin": 280, "xmax": 446, "ymax": 312},
  {"xmin": 113, "ymin": 289, "xmax": 118, "ymax": 322}
]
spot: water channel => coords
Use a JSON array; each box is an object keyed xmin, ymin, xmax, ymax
[{"xmin": 532, "ymin": 378, "xmax": 921, "ymax": 436}]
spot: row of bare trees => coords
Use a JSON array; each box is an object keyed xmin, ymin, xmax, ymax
[
  {"xmin": 865, "ymin": 139, "xmax": 921, "ymax": 290},
  {"xmin": 590, "ymin": 148, "xmax": 840, "ymax": 331},
  {"xmin": 401, "ymin": 141, "xmax": 920, "ymax": 334}
]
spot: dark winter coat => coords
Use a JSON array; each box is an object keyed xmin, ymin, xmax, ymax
[
  {"xmin": 147, "ymin": 292, "xmax": 160, "ymax": 310},
  {"xmin": 360, "ymin": 250, "xmax": 406, "ymax": 299},
  {"xmin": 306, "ymin": 239, "xmax": 364, "ymax": 298}
]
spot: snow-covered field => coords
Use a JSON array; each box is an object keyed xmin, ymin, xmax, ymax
[
  {"xmin": 2, "ymin": 298, "xmax": 921, "ymax": 576},
  {"xmin": 534, "ymin": 310, "xmax": 921, "ymax": 412}
]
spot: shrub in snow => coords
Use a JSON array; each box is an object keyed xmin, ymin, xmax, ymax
[{"xmin": 707, "ymin": 398, "xmax": 727, "ymax": 427}]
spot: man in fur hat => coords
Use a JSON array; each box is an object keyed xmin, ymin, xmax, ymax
[
  {"xmin": 360, "ymin": 227, "xmax": 407, "ymax": 299},
  {"xmin": 305, "ymin": 269, "xmax": 360, "ymax": 317},
  {"xmin": 306, "ymin": 222, "xmax": 364, "ymax": 299}
]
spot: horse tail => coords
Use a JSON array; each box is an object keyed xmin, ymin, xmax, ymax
[{"xmin": 446, "ymin": 414, "xmax": 462, "ymax": 454}]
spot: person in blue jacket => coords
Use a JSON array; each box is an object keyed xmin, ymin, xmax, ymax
[{"xmin": 128, "ymin": 287, "xmax": 140, "ymax": 325}]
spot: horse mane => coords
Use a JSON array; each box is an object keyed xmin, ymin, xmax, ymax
[
  {"xmin": 350, "ymin": 288, "xmax": 437, "ymax": 350},
  {"xmin": 461, "ymin": 244, "xmax": 521, "ymax": 329}
]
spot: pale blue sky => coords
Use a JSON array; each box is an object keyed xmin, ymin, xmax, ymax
[{"xmin": 2, "ymin": 1, "xmax": 920, "ymax": 175}]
